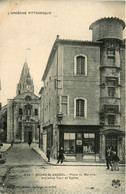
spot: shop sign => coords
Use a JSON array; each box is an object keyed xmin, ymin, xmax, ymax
[{"xmin": 76, "ymin": 140, "xmax": 82, "ymax": 145}]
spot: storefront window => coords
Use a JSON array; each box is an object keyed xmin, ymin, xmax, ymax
[
  {"xmin": 64, "ymin": 133, "xmax": 75, "ymax": 154},
  {"xmin": 83, "ymin": 133, "xmax": 95, "ymax": 153}
]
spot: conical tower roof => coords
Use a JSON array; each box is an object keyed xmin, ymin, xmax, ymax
[
  {"xmin": 16, "ymin": 60, "xmax": 34, "ymax": 95},
  {"xmin": 19, "ymin": 61, "xmax": 31, "ymax": 83}
]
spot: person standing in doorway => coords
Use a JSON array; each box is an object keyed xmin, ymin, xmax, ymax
[
  {"xmin": 105, "ymin": 147, "xmax": 112, "ymax": 170},
  {"xmin": 57, "ymin": 147, "xmax": 65, "ymax": 164}
]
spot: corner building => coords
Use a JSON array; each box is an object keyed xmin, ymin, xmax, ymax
[
  {"xmin": 7, "ymin": 61, "xmax": 40, "ymax": 143},
  {"xmin": 40, "ymin": 18, "xmax": 125, "ymax": 162}
]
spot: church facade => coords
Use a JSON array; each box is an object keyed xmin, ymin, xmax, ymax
[{"xmin": 7, "ymin": 61, "xmax": 40, "ymax": 143}]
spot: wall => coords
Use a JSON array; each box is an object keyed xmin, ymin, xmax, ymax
[
  {"xmin": 7, "ymin": 99, "xmax": 13, "ymax": 142},
  {"xmin": 59, "ymin": 43, "xmax": 100, "ymax": 125},
  {"xmin": 120, "ymin": 47, "xmax": 125, "ymax": 132}
]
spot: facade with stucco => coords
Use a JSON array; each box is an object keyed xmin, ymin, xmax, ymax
[{"xmin": 40, "ymin": 17, "xmax": 125, "ymax": 162}]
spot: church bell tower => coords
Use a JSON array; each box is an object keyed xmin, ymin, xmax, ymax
[{"xmin": 16, "ymin": 61, "xmax": 34, "ymax": 95}]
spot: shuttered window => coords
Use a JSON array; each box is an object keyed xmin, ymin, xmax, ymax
[
  {"xmin": 76, "ymin": 99, "xmax": 84, "ymax": 117},
  {"xmin": 76, "ymin": 56, "xmax": 85, "ymax": 74}
]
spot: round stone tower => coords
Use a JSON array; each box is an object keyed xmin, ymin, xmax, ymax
[
  {"xmin": 89, "ymin": 17, "xmax": 125, "ymax": 41},
  {"xmin": 90, "ymin": 17, "xmax": 125, "ymax": 163}
]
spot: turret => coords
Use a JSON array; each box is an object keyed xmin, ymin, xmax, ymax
[{"xmin": 89, "ymin": 17, "xmax": 125, "ymax": 42}]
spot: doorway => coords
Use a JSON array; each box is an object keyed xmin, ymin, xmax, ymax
[
  {"xmin": 76, "ymin": 133, "xmax": 83, "ymax": 153},
  {"xmin": 24, "ymin": 126, "xmax": 32, "ymax": 143},
  {"xmin": 28, "ymin": 131, "xmax": 32, "ymax": 143},
  {"xmin": 76, "ymin": 133, "xmax": 83, "ymax": 161},
  {"xmin": 106, "ymin": 134, "xmax": 117, "ymax": 152}
]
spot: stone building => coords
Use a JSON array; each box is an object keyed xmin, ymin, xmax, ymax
[
  {"xmin": 0, "ymin": 105, "xmax": 7, "ymax": 142},
  {"xmin": 40, "ymin": 17, "xmax": 125, "ymax": 162},
  {"xmin": 7, "ymin": 61, "xmax": 40, "ymax": 143},
  {"xmin": 0, "ymin": 80, "xmax": 7, "ymax": 143}
]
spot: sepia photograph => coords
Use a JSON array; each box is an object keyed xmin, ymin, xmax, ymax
[{"xmin": 0, "ymin": 0, "xmax": 125, "ymax": 193}]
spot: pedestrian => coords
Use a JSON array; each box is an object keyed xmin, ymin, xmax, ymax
[
  {"xmin": 57, "ymin": 147, "xmax": 65, "ymax": 164},
  {"xmin": 111, "ymin": 151, "xmax": 120, "ymax": 171},
  {"xmin": 46, "ymin": 148, "xmax": 51, "ymax": 162},
  {"xmin": 11, "ymin": 140, "xmax": 14, "ymax": 147},
  {"xmin": 28, "ymin": 140, "xmax": 31, "ymax": 147},
  {"xmin": 105, "ymin": 147, "xmax": 112, "ymax": 170}
]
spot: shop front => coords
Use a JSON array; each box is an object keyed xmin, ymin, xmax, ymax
[{"xmin": 59, "ymin": 125, "xmax": 100, "ymax": 162}]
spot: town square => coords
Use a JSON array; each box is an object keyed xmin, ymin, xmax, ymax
[{"xmin": 0, "ymin": 1, "xmax": 125, "ymax": 194}]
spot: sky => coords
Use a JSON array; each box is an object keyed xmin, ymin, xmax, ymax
[{"xmin": 0, "ymin": 0, "xmax": 125, "ymax": 106}]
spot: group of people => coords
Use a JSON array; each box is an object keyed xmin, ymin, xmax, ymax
[
  {"xmin": 10, "ymin": 141, "xmax": 120, "ymax": 169},
  {"xmin": 106, "ymin": 147, "xmax": 120, "ymax": 171},
  {"xmin": 47, "ymin": 146, "xmax": 120, "ymax": 169},
  {"xmin": 46, "ymin": 147, "xmax": 65, "ymax": 164}
]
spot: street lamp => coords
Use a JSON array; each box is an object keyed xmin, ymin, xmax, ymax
[{"xmin": 57, "ymin": 113, "xmax": 63, "ymax": 123}]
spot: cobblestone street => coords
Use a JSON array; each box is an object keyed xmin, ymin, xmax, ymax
[
  {"xmin": 4, "ymin": 143, "xmax": 45, "ymax": 166},
  {"xmin": 0, "ymin": 144, "xmax": 125, "ymax": 194}
]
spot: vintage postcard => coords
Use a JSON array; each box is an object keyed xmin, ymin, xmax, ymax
[{"xmin": 0, "ymin": 0, "xmax": 125, "ymax": 193}]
